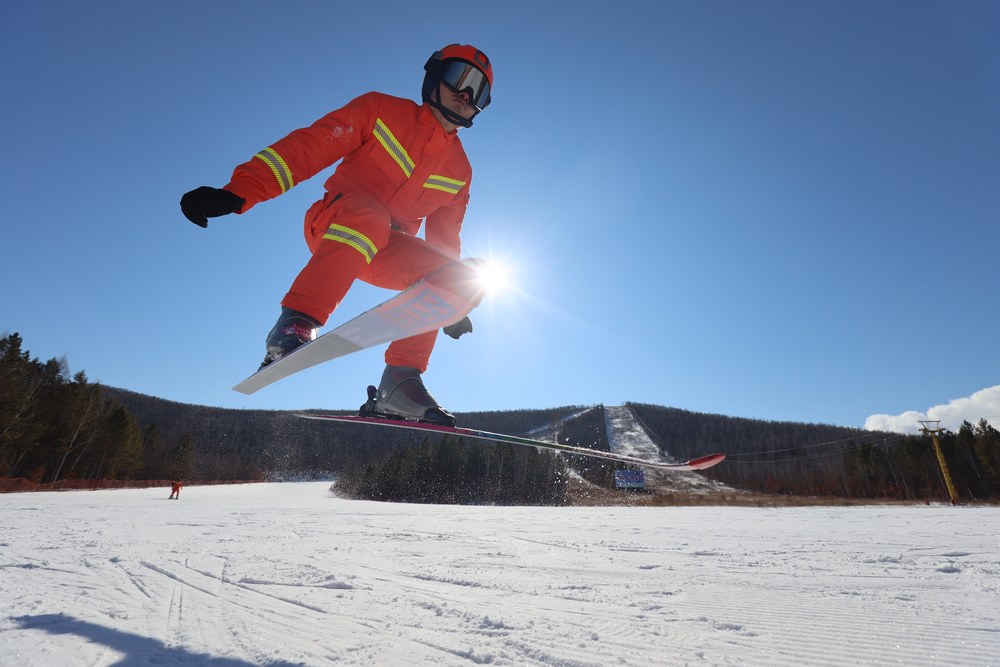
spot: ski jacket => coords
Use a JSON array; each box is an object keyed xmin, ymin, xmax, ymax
[{"xmin": 224, "ymin": 92, "xmax": 472, "ymax": 258}]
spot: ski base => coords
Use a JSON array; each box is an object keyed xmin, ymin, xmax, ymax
[
  {"xmin": 297, "ymin": 413, "xmax": 726, "ymax": 472},
  {"xmin": 233, "ymin": 258, "xmax": 483, "ymax": 395}
]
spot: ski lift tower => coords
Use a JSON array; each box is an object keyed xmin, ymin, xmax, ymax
[{"xmin": 919, "ymin": 420, "xmax": 958, "ymax": 505}]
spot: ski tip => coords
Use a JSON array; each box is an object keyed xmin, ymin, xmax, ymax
[
  {"xmin": 232, "ymin": 367, "xmax": 274, "ymax": 395},
  {"xmin": 686, "ymin": 453, "xmax": 726, "ymax": 470}
]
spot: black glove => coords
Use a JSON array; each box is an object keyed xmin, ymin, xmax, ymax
[
  {"xmin": 443, "ymin": 316, "xmax": 473, "ymax": 339},
  {"xmin": 180, "ymin": 186, "xmax": 245, "ymax": 228}
]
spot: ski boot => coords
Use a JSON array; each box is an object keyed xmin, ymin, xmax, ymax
[
  {"xmin": 260, "ymin": 307, "xmax": 321, "ymax": 369},
  {"xmin": 359, "ymin": 365, "xmax": 456, "ymax": 426}
]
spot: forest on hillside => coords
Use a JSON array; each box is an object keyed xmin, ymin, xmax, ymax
[
  {"xmin": 1, "ymin": 332, "xmax": 589, "ymax": 503},
  {"xmin": 628, "ymin": 402, "xmax": 1000, "ymax": 502},
  {"xmin": 3, "ymin": 332, "xmax": 999, "ymax": 503}
]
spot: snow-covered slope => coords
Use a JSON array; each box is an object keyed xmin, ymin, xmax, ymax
[
  {"xmin": 605, "ymin": 405, "xmax": 737, "ymax": 494},
  {"xmin": 2, "ymin": 483, "xmax": 997, "ymax": 666}
]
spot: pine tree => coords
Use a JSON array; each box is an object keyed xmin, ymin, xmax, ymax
[
  {"xmin": 173, "ymin": 433, "xmax": 197, "ymax": 480},
  {"xmin": 972, "ymin": 419, "xmax": 1000, "ymax": 491},
  {"xmin": 141, "ymin": 424, "xmax": 167, "ymax": 479}
]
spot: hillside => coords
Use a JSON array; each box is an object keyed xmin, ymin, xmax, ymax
[{"xmin": 4, "ymin": 327, "xmax": 998, "ymax": 502}]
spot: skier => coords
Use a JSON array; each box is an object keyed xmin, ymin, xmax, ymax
[
  {"xmin": 180, "ymin": 45, "xmax": 493, "ymax": 426},
  {"xmin": 169, "ymin": 480, "xmax": 182, "ymax": 500}
]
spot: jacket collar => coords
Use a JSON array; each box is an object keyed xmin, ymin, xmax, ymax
[{"xmin": 420, "ymin": 102, "xmax": 460, "ymax": 139}]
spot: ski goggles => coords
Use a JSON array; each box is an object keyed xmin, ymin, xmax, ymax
[{"xmin": 440, "ymin": 60, "xmax": 491, "ymax": 111}]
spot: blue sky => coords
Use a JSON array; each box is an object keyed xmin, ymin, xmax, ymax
[{"xmin": 3, "ymin": 1, "xmax": 998, "ymax": 431}]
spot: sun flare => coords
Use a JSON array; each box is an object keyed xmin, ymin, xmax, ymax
[{"xmin": 474, "ymin": 259, "xmax": 512, "ymax": 293}]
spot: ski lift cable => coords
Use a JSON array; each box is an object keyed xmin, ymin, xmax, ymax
[
  {"xmin": 625, "ymin": 405, "xmax": 948, "ymax": 463},
  {"xmin": 622, "ymin": 405, "xmax": 874, "ymax": 455},
  {"xmin": 723, "ymin": 432, "xmax": 905, "ymax": 458},
  {"xmin": 731, "ymin": 416, "xmax": 1000, "ymax": 463},
  {"xmin": 724, "ymin": 436, "xmax": 908, "ymax": 464}
]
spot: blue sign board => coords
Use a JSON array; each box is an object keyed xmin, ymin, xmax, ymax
[{"xmin": 614, "ymin": 469, "xmax": 645, "ymax": 489}]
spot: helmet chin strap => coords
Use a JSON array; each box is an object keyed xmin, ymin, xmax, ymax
[{"xmin": 429, "ymin": 83, "xmax": 477, "ymax": 128}]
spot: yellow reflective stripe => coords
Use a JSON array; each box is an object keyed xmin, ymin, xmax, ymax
[
  {"xmin": 372, "ymin": 118, "xmax": 414, "ymax": 178},
  {"xmin": 322, "ymin": 223, "xmax": 377, "ymax": 264},
  {"xmin": 423, "ymin": 174, "xmax": 467, "ymax": 195},
  {"xmin": 253, "ymin": 147, "xmax": 294, "ymax": 193}
]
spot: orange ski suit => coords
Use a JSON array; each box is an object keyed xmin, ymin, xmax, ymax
[{"xmin": 223, "ymin": 92, "xmax": 475, "ymax": 372}]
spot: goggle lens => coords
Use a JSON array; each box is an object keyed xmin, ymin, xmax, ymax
[{"xmin": 440, "ymin": 60, "xmax": 491, "ymax": 110}]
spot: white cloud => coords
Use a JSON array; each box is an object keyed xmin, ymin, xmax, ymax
[{"xmin": 864, "ymin": 385, "xmax": 1000, "ymax": 434}]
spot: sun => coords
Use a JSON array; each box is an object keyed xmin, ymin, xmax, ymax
[{"xmin": 474, "ymin": 259, "xmax": 512, "ymax": 294}]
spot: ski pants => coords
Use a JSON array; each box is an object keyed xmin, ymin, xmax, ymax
[{"xmin": 281, "ymin": 192, "xmax": 464, "ymax": 373}]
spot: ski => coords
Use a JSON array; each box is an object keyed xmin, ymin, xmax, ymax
[
  {"xmin": 233, "ymin": 259, "xmax": 482, "ymax": 395},
  {"xmin": 297, "ymin": 413, "xmax": 726, "ymax": 471}
]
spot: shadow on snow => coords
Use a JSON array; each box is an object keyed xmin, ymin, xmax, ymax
[{"xmin": 13, "ymin": 613, "xmax": 300, "ymax": 666}]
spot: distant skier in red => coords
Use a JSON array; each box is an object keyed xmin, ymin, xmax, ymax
[
  {"xmin": 169, "ymin": 481, "xmax": 182, "ymax": 500},
  {"xmin": 180, "ymin": 44, "xmax": 494, "ymax": 426}
]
